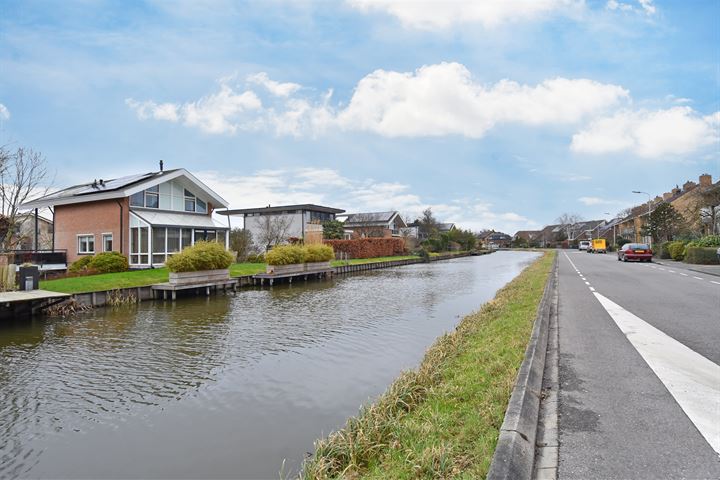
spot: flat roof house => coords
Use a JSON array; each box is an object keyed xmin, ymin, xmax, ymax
[
  {"xmin": 340, "ymin": 211, "xmax": 407, "ymax": 238},
  {"xmin": 219, "ymin": 204, "xmax": 345, "ymax": 249},
  {"xmin": 21, "ymin": 167, "xmax": 230, "ymax": 268}
]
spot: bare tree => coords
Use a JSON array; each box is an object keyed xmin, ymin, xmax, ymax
[
  {"xmin": 555, "ymin": 213, "xmax": 583, "ymax": 240},
  {"xmin": 254, "ymin": 215, "xmax": 292, "ymax": 251},
  {"xmin": 0, "ymin": 147, "xmax": 51, "ymax": 250}
]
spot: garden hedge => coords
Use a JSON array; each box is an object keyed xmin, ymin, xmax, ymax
[
  {"xmin": 324, "ymin": 238, "xmax": 405, "ymax": 259},
  {"xmin": 165, "ymin": 241, "xmax": 234, "ymax": 272},
  {"xmin": 265, "ymin": 245, "xmax": 307, "ymax": 265},
  {"xmin": 668, "ymin": 241, "xmax": 687, "ymax": 261},
  {"xmin": 684, "ymin": 247, "xmax": 720, "ymax": 265}
]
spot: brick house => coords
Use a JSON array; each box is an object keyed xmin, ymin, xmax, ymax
[
  {"xmin": 481, "ymin": 231, "xmax": 512, "ymax": 249},
  {"xmin": 21, "ymin": 167, "xmax": 229, "ymax": 267},
  {"xmin": 341, "ymin": 211, "xmax": 407, "ymax": 238}
]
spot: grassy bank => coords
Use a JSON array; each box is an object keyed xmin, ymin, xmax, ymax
[
  {"xmin": 301, "ymin": 250, "xmax": 555, "ymax": 479},
  {"xmin": 38, "ymin": 255, "xmax": 427, "ymax": 294}
]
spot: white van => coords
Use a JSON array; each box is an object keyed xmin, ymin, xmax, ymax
[{"xmin": 579, "ymin": 241, "xmax": 591, "ymax": 251}]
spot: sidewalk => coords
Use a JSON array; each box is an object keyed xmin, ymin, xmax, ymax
[{"xmin": 653, "ymin": 258, "xmax": 720, "ymax": 277}]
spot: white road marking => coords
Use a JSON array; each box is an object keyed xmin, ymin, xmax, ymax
[
  {"xmin": 584, "ymin": 281, "xmax": 590, "ymax": 285},
  {"xmin": 589, "ymin": 286, "xmax": 595, "ymax": 292},
  {"xmin": 668, "ymin": 270, "xmax": 675, "ymax": 273},
  {"xmin": 659, "ymin": 268, "xmax": 666, "ymax": 271},
  {"xmin": 680, "ymin": 273, "xmax": 689, "ymax": 277},
  {"xmin": 693, "ymin": 276, "xmax": 704, "ymax": 280},
  {"xmin": 593, "ymin": 292, "xmax": 720, "ymax": 456},
  {"xmin": 712, "ymin": 281, "xmax": 720, "ymax": 286}
]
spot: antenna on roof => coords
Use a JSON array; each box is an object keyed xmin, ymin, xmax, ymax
[
  {"xmin": 99, "ymin": 179, "xmax": 104, "ymax": 187},
  {"xmin": 159, "ymin": 160, "xmax": 164, "ymax": 172}
]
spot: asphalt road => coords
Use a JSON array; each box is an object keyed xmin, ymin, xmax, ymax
[{"xmin": 556, "ymin": 249, "xmax": 720, "ymax": 479}]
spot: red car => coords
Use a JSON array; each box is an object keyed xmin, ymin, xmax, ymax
[{"xmin": 618, "ymin": 243, "xmax": 653, "ymax": 262}]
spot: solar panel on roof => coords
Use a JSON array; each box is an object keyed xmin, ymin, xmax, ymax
[{"xmin": 74, "ymin": 172, "xmax": 156, "ymax": 195}]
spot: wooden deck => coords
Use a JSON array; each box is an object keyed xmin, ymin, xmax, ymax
[
  {"xmin": 252, "ymin": 268, "xmax": 334, "ymax": 286},
  {"xmin": 151, "ymin": 279, "xmax": 238, "ymax": 300},
  {"xmin": 0, "ymin": 289, "xmax": 71, "ymax": 319}
]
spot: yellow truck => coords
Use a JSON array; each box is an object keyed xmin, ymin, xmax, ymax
[{"xmin": 589, "ymin": 238, "xmax": 607, "ymax": 253}]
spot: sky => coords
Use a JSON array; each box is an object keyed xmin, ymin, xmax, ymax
[{"xmin": 0, "ymin": 0, "xmax": 718, "ymax": 233}]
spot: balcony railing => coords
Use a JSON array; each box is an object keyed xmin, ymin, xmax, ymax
[{"xmin": 1, "ymin": 250, "xmax": 68, "ymax": 266}]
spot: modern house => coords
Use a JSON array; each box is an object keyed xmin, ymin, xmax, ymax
[
  {"xmin": 21, "ymin": 167, "xmax": 230, "ymax": 267},
  {"xmin": 481, "ymin": 231, "xmax": 512, "ymax": 249},
  {"xmin": 218, "ymin": 204, "xmax": 345, "ymax": 249},
  {"xmin": 340, "ymin": 211, "xmax": 407, "ymax": 238},
  {"xmin": 512, "ymin": 230, "xmax": 542, "ymax": 246}
]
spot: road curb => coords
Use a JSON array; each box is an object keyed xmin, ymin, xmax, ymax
[
  {"xmin": 487, "ymin": 253, "xmax": 559, "ymax": 480},
  {"xmin": 652, "ymin": 259, "xmax": 720, "ymax": 278}
]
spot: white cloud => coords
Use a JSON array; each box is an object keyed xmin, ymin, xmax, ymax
[
  {"xmin": 0, "ymin": 103, "xmax": 9, "ymax": 120},
  {"xmin": 605, "ymin": 0, "xmax": 656, "ymax": 15},
  {"xmin": 126, "ymin": 79, "xmax": 262, "ymax": 134},
  {"xmin": 337, "ymin": 62, "xmax": 628, "ymax": 138},
  {"xmin": 348, "ymin": 0, "xmax": 582, "ymax": 30},
  {"xmin": 578, "ymin": 196, "xmax": 624, "ymax": 206},
  {"xmin": 246, "ymin": 72, "xmax": 301, "ymax": 97},
  {"xmin": 571, "ymin": 107, "xmax": 719, "ymax": 158},
  {"xmin": 128, "ymin": 64, "xmax": 629, "ymax": 139},
  {"xmin": 196, "ymin": 167, "xmax": 536, "ymax": 234}
]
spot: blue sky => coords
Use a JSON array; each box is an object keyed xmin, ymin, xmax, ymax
[{"xmin": 1, "ymin": 0, "xmax": 718, "ymax": 233}]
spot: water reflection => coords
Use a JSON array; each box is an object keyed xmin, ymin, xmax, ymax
[{"xmin": 0, "ymin": 252, "xmax": 539, "ymax": 479}]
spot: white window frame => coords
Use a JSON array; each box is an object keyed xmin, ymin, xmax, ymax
[
  {"xmin": 77, "ymin": 234, "xmax": 95, "ymax": 255},
  {"xmin": 102, "ymin": 233, "xmax": 113, "ymax": 252}
]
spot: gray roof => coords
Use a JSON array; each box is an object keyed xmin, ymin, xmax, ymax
[
  {"xmin": 343, "ymin": 211, "xmax": 401, "ymax": 227},
  {"xmin": 219, "ymin": 204, "xmax": 345, "ymax": 216},
  {"xmin": 21, "ymin": 168, "xmax": 229, "ymax": 209},
  {"xmin": 437, "ymin": 223, "xmax": 456, "ymax": 231}
]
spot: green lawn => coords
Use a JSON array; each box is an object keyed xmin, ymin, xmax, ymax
[
  {"xmin": 301, "ymin": 250, "xmax": 555, "ymax": 479},
  {"xmin": 39, "ymin": 256, "xmax": 423, "ymax": 294}
]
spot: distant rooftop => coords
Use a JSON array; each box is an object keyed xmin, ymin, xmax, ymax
[
  {"xmin": 343, "ymin": 211, "xmax": 403, "ymax": 226},
  {"xmin": 218, "ymin": 204, "xmax": 345, "ymax": 216}
]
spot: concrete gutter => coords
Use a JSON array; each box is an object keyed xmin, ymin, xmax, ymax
[{"xmin": 487, "ymin": 253, "xmax": 559, "ymax": 480}]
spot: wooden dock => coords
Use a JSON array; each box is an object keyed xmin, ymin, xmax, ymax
[
  {"xmin": 252, "ymin": 268, "xmax": 334, "ymax": 286},
  {"xmin": 151, "ymin": 279, "xmax": 238, "ymax": 301},
  {"xmin": 0, "ymin": 289, "xmax": 71, "ymax": 319}
]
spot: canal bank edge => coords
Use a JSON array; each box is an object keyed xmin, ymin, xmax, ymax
[{"xmin": 487, "ymin": 252, "xmax": 559, "ymax": 480}]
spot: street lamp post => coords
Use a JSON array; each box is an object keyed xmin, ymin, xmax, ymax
[
  {"xmin": 632, "ymin": 191, "xmax": 652, "ymax": 248},
  {"xmin": 604, "ymin": 212, "xmax": 616, "ymax": 247}
]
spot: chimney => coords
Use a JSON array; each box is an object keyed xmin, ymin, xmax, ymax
[
  {"xmin": 662, "ymin": 192, "xmax": 673, "ymax": 201},
  {"xmin": 699, "ymin": 173, "xmax": 712, "ymax": 187},
  {"xmin": 159, "ymin": 160, "xmax": 164, "ymax": 172},
  {"xmin": 671, "ymin": 185, "xmax": 681, "ymax": 195},
  {"xmin": 683, "ymin": 180, "xmax": 697, "ymax": 192},
  {"xmin": 99, "ymin": 179, "xmax": 104, "ymax": 187}
]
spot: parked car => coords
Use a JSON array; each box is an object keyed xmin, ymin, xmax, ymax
[
  {"xmin": 617, "ymin": 243, "xmax": 653, "ymax": 262},
  {"xmin": 579, "ymin": 241, "xmax": 591, "ymax": 251}
]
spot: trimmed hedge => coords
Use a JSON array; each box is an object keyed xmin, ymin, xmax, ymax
[
  {"xmin": 165, "ymin": 241, "xmax": 234, "ymax": 273},
  {"xmin": 266, "ymin": 245, "xmax": 307, "ymax": 265},
  {"xmin": 324, "ymin": 238, "xmax": 405, "ymax": 259},
  {"xmin": 684, "ymin": 247, "xmax": 720, "ymax": 265},
  {"xmin": 659, "ymin": 242, "xmax": 673, "ymax": 259},
  {"xmin": 687, "ymin": 235, "xmax": 720, "ymax": 248}
]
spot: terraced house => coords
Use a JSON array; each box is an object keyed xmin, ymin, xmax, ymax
[{"xmin": 21, "ymin": 166, "xmax": 230, "ymax": 267}]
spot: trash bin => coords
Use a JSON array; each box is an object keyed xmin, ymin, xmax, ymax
[{"xmin": 19, "ymin": 265, "xmax": 39, "ymax": 291}]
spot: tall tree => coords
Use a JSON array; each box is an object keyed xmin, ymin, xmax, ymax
[
  {"xmin": 0, "ymin": 147, "xmax": 51, "ymax": 250},
  {"xmin": 641, "ymin": 202, "xmax": 686, "ymax": 243},
  {"xmin": 229, "ymin": 228, "xmax": 253, "ymax": 261},
  {"xmin": 322, "ymin": 220, "xmax": 345, "ymax": 239},
  {"xmin": 417, "ymin": 208, "xmax": 439, "ymax": 239},
  {"xmin": 255, "ymin": 215, "xmax": 292, "ymax": 251}
]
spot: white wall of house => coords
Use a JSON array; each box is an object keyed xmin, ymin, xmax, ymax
[
  {"xmin": 245, "ymin": 212, "xmax": 305, "ymax": 249},
  {"xmin": 132, "ymin": 178, "xmax": 212, "ymax": 214}
]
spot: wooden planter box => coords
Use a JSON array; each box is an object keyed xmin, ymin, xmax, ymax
[
  {"xmin": 305, "ymin": 261, "xmax": 332, "ymax": 271},
  {"xmin": 169, "ymin": 269, "xmax": 229, "ymax": 286},
  {"xmin": 266, "ymin": 263, "xmax": 306, "ymax": 275}
]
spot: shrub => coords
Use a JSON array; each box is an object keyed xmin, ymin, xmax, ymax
[
  {"xmin": 684, "ymin": 247, "xmax": 720, "ymax": 265},
  {"xmin": 659, "ymin": 241, "xmax": 673, "ymax": 259},
  {"xmin": 89, "ymin": 251, "xmax": 128, "ymax": 273},
  {"xmin": 69, "ymin": 255, "xmax": 94, "ymax": 273},
  {"xmin": 265, "ymin": 245, "xmax": 307, "ymax": 265},
  {"xmin": 668, "ymin": 241, "xmax": 687, "ymax": 261},
  {"xmin": 165, "ymin": 241, "xmax": 234, "ymax": 273},
  {"xmin": 305, "ymin": 244, "xmax": 334, "ymax": 263},
  {"xmin": 324, "ymin": 238, "xmax": 406, "ymax": 259},
  {"xmin": 687, "ymin": 235, "xmax": 720, "ymax": 248},
  {"xmin": 246, "ymin": 253, "xmax": 265, "ymax": 263}
]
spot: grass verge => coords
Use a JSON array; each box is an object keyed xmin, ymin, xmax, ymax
[{"xmin": 300, "ymin": 250, "xmax": 555, "ymax": 479}]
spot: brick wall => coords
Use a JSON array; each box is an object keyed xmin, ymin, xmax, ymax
[{"xmin": 55, "ymin": 198, "xmax": 129, "ymax": 263}]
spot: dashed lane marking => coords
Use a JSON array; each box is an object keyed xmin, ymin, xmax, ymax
[
  {"xmin": 680, "ymin": 273, "xmax": 689, "ymax": 276},
  {"xmin": 712, "ymin": 281, "xmax": 720, "ymax": 286},
  {"xmin": 593, "ymin": 292, "xmax": 720, "ymax": 456},
  {"xmin": 693, "ymin": 276, "xmax": 704, "ymax": 280}
]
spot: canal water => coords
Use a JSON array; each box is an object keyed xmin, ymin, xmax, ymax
[{"xmin": 0, "ymin": 251, "xmax": 539, "ymax": 479}]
